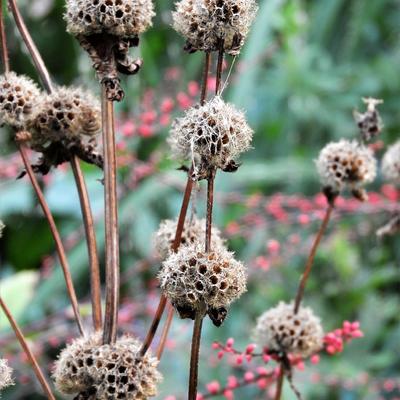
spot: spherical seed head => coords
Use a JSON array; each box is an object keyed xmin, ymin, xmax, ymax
[
  {"xmin": 53, "ymin": 332, "xmax": 162, "ymax": 399},
  {"xmin": 0, "ymin": 72, "xmax": 41, "ymax": 130},
  {"xmin": 253, "ymin": 302, "xmax": 324, "ymax": 358},
  {"xmin": 154, "ymin": 216, "xmax": 225, "ymax": 259},
  {"xmin": 173, "ymin": 0, "xmax": 258, "ymax": 55},
  {"xmin": 65, "ymin": 0, "xmax": 155, "ymax": 38},
  {"xmin": 159, "ymin": 244, "xmax": 247, "ymax": 316},
  {"xmin": 353, "ymin": 98, "xmax": 383, "ymax": 141},
  {"xmin": 168, "ymin": 96, "xmax": 253, "ymax": 176},
  {"xmin": 316, "ymin": 140, "xmax": 377, "ymax": 200},
  {"xmin": 0, "ymin": 358, "xmax": 14, "ymax": 391},
  {"xmin": 381, "ymin": 141, "xmax": 400, "ymax": 184}
]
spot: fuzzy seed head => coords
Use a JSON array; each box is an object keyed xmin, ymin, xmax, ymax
[
  {"xmin": 168, "ymin": 96, "xmax": 253, "ymax": 177},
  {"xmin": 154, "ymin": 217, "xmax": 225, "ymax": 259},
  {"xmin": 254, "ymin": 302, "xmax": 324, "ymax": 358},
  {"xmin": 381, "ymin": 141, "xmax": 400, "ymax": 184},
  {"xmin": 65, "ymin": 0, "xmax": 155, "ymax": 37},
  {"xmin": 159, "ymin": 244, "xmax": 246, "ymax": 317},
  {"xmin": 173, "ymin": 0, "xmax": 258, "ymax": 55},
  {"xmin": 53, "ymin": 332, "xmax": 162, "ymax": 399},
  {"xmin": 316, "ymin": 140, "xmax": 377, "ymax": 200},
  {"xmin": 353, "ymin": 98, "xmax": 383, "ymax": 141},
  {"xmin": 0, "ymin": 72, "xmax": 41, "ymax": 130},
  {"xmin": 0, "ymin": 359, "xmax": 14, "ymax": 391}
]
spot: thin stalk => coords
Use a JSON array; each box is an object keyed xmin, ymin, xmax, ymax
[
  {"xmin": 102, "ymin": 85, "xmax": 120, "ymax": 345},
  {"xmin": 70, "ymin": 155, "xmax": 102, "ymax": 331},
  {"xmin": 215, "ymin": 40, "xmax": 225, "ymax": 95},
  {"xmin": 8, "ymin": 0, "xmax": 53, "ymax": 93},
  {"xmin": 205, "ymin": 168, "xmax": 216, "ymax": 252},
  {"xmin": 0, "ymin": 297, "xmax": 56, "ymax": 400},
  {"xmin": 274, "ymin": 367, "xmax": 284, "ymax": 400},
  {"xmin": 201, "ymin": 52, "xmax": 211, "ymax": 106},
  {"xmin": 293, "ymin": 204, "xmax": 334, "ymax": 314},
  {"xmin": 155, "ymin": 303, "xmax": 174, "ymax": 360},
  {"xmin": 18, "ymin": 142, "xmax": 84, "ymax": 335},
  {"xmin": 0, "ymin": 0, "xmax": 10, "ymax": 73}
]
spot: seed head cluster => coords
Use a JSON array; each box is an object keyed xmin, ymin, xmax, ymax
[
  {"xmin": 254, "ymin": 302, "xmax": 324, "ymax": 359},
  {"xmin": 53, "ymin": 332, "xmax": 162, "ymax": 399},
  {"xmin": 173, "ymin": 0, "xmax": 258, "ymax": 55},
  {"xmin": 316, "ymin": 140, "xmax": 377, "ymax": 201},
  {"xmin": 381, "ymin": 141, "xmax": 400, "ymax": 184},
  {"xmin": 0, "ymin": 72, "xmax": 41, "ymax": 130},
  {"xmin": 168, "ymin": 96, "xmax": 253, "ymax": 178},
  {"xmin": 154, "ymin": 216, "xmax": 225, "ymax": 259},
  {"xmin": 0, "ymin": 358, "xmax": 14, "ymax": 391},
  {"xmin": 353, "ymin": 98, "xmax": 383, "ymax": 142}
]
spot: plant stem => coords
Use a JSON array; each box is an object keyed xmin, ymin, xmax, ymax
[
  {"xmin": 0, "ymin": 0, "xmax": 10, "ymax": 73},
  {"xmin": 155, "ymin": 303, "xmax": 174, "ymax": 360},
  {"xmin": 70, "ymin": 155, "xmax": 102, "ymax": 331},
  {"xmin": 101, "ymin": 85, "xmax": 120, "ymax": 345},
  {"xmin": 215, "ymin": 40, "xmax": 225, "ymax": 95},
  {"xmin": 205, "ymin": 168, "xmax": 216, "ymax": 252},
  {"xmin": 0, "ymin": 297, "xmax": 56, "ymax": 400},
  {"xmin": 201, "ymin": 52, "xmax": 211, "ymax": 106},
  {"xmin": 8, "ymin": 0, "xmax": 52, "ymax": 92},
  {"xmin": 17, "ymin": 141, "xmax": 84, "ymax": 335},
  {"xmin": 293, "ymin": 204, "xmax": 334, "ymax": 314},
  {"xmin": 274, "ymin": 367, "xmax": 284, "ymax": 400}
]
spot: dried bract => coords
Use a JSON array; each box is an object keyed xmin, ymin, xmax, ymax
[
  {"xmin": 0, "ymin": 358, "xmax": 14, "ymax": 391},
  {"xmin": 53, "ymin": 332, "xmax": 162, "ymax": 399},
  {"xmin": 381, "ymin": 141, "xmax": 400, "ymax": 184},
  {"xmin": 254, "ymin": 302, "xmax": 324, "ymax": 358},
  {"xmin": 353, "ymin": 98, "xmax": 383, "ymax": 141},
  {"xmin": 173, "ymin": 0, "xmax": 258, "ymax": 55}
]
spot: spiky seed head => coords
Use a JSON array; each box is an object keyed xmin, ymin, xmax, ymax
[
  {"xmin": 381, "ymin": 141, "xmax": 400, "ymax": 184},
  {"xmin": 173, "ymin": 0, "xmax": 258, "ymax": 55},
  {"xmin": 353, "ymin": 98, "xmax": 383, "ymax": 141},
  {"xmin": 154, "ymin": 217, "xmax": 225, "ymax": 259},
  {"xmin": 253, "ymin": 302, "xmax": 324, "ymax": 358},
  {"xmin": 316, "ymin": 140, "xmax": 377, "ymax": 201},
  {"xmin": 0, "ymin": 358, "xmax": 14, "ymax": 391},
  {"xmin": 168, "ymin": 96, "xmax": 253, "ymax": 177},
  {"xmin": 53, "ymin": 332, "xmax": 162, "ymax": 399},
  {"xmin": 65, "ymin": 0, "xmax": 155, "ymax": 38},
  {"xmin": 0, "ymin": 72, "xmax": 41, "ymax": 130},
  {"xmin": 159, "ymin": 244, "xmax": 247, "ymax": 320}
]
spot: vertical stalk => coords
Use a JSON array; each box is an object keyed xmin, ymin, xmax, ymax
[
  {"xmin": 200, "ymin": 52, "xmax": 211, "ymax": 106},
  {"xmin": 205, "ymin": 168, "xmax": 216, "ymax": 252},
  {"xmin": 101, "ymin": 85, "xmax": 120, "ymax": 345},
  {"xmin": 17, "ymin": 141, "xmax": 84, "ymax": 335},
  {"xmin": 215, "ymin": 40, "xmax": 225, "ymax": 95},
  {"xmin": 70, "ymin": 156, "xmax": 102, "ymax": 331},
  {"xmin": 155, "ymin": 303, "xmax": 174, "ymax": 360},
  {"xmin": 293, "ymin": 204, "xmax": 334, "ymax": 314},
  {"xmin": 0, "ymin": 297, "xmax": 56, "ymax": 400},
  {"xmin": 274, "ymin": 367, "xmax": 284, "ymax": 400},
  {"xmin": 0, "ymin": 0, "xmax": 10, "ymax": 73}
]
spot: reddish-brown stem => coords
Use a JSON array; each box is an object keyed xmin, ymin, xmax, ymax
[
  {"xmin": 0, "ymin": 0, "xmax": 10, "ymax": 73},
  {"xmin": 201, "ymin": 52, "xmax": 211, "ymax": 106},
  {"xmin": 215, "ymin": 40, "xmax": 225, "ymax": 95},
  {"xmin": 274, "ymin": 367, "xmax": 284, "ymax": 400},
  {"xmin": 8, "ymin": 0, "xmax": 52, "ymax": 93},
  {"xmin": 101, "ymin": 85, "xmax": 120, "ymax": 345},
  {"xmin": 18, "ymin": 142, "xmax": 84, "ymax": 335},
  {"xmin": 205, "ymin": 168, "xmax": 216, "ymax": 252},
  {"xmin": 0, "ymin": 297, "xmax": 56, "ymax": 400},
  {"xmin": 70, "ymin": 156, "xmax": 102, "ymax": 331},
  {"xmin": 293, "ymin": 204, "xmax": 334, "ymax": 314},
  {"xmin": 155, "ymin": 303, "xmax": 174, "ymax": 360}
]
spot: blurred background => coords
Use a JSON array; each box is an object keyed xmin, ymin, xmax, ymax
[{"xmin": 0, "ymin": 0, "xmax": 399, "ymax": 399}]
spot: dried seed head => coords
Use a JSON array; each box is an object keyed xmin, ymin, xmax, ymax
[
  {"xmin": 316, "ymin": 140, "xmax": 377, "ymax": 201},
  {"xmin": 173, "ymin": 0, "xmax": 258, "ymax": 55},
  {"xmin": 159, "ymin": 244, "xmax": 246, "ymax": 323},
  {"xmin": 381, "ymin": 141, "xmax": 400, "ymax": 184},
  {"xmin": 0, "ymin": 72, "xmax": 41, "ymax": 130},
  {"xmin": 253, "ymin": 302, "xmax": 324, "ymax": 358},
  {"xmin": 0, "ymin": 221, "xmax": 4, "ymax": 238},
  {"xmin": 154, "ymin": 216, "xmax": 225, "ymax": 259},
  {"xmin": 353, "ymin": 98, "xmax": 383, "ymax": 141},
  {"xmin": 65, "ymin": 0, "xmax": 155, "ymax": 37},
  {"xmin": 168, "ymin": 96, "xmax": 253, "ymax": 178},
  {"xmin": 0, "ymin": 358, "xmax": 14, "ymax": 391},
  {"xmin": 53, "ymin": 332, "xmax": 162, "ymax": 399}
]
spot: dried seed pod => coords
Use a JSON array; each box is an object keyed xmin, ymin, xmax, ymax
[
  {"xmin": 154, "ymin": 216, "xmax": 225, "ymax": 259},
  {"xmin": 0, "ymin": 72, "xmax": 41, "ymax": 130},
  {"xmin": 173, "ymin": 0, "xmax": 258, "ymax": 55},
  {"xmin": 53, "ymin": 332, "xmax": 162, "ymax": 399},
  {"xmin": 353, "ymin": 98, "xmax": 383, "ymax": 141},
  {"xmin": 253, "ymin": 302, "xmax": 324, "ymax": 358},
  {"xmin": 168, "ymin": 96, "xmax": 253, "ymax": 179},
  {"xmin": 316, "ymin": 140, "xmax": 377, "ymax": 202},
  {"xmin": 159, "ymin": 244, "xmax": 246, "ymax": 325},
  {"xmin": 0, "ymin": 358, "xmax": 14, "ymax": 391},
  {"xmin": 381, "ymin": 141, "xmax": 400, "ymax": 184}
]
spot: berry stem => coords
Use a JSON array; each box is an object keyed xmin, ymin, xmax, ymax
[
  {"xmin": 17, "ymin": 141, "xmax": 85, "ymax": 336},
  {"xmin": 0, "ymin": 0, "xmax": 10, "ymax": 73},
  {"xmin": 205, "ymin": 168, "xmax": 216, "ymax": 252},
  {"xmin": 215, "ymin": 40, "xmax": 225, "ymax": 95},
  {"xmin": 101, "ymin": 85, "xmax": 120, "ymax": 345},
  {"xmin": 0, "ymin": 297, "xmax": 56, "ymax": 400},
  {"xmin": 155, "ymin": 303, "xmax": 174, "ymax": 360},
  {"xmin": 293, "ymin": 203, "xmax": 334, "ymax": 314},
  {"xmin": 274, "ymin": 367, "xmax": 285, "ymax": 400},
  {"xmin": 70, "ymin": 156, "xmax": 102, "ymax": 332}
]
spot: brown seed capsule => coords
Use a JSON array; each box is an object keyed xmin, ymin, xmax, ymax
[
  {"xmin": 0, "ymin": 358, "xmax": 14, "ymax": 391},
  {"xmin": 353, "ymin": 98, "xmax": 383, "ymax": 141}
]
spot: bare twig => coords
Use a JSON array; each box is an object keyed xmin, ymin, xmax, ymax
[
  {"xmin": 215, "ymin": 40, "xmax": 225, "ymax": 95},
  {"xmin": 274, "ymin": 367, "xmax": 284, "ymax": 400},
  {"xmin": 0, "ymin": 0, "xmax": 10, "ymax": 73},
  {"xmin": 155, "ymin": 303, "xmax": 174, "ymax": 360},
  {"xmin": 205, "ymin": 168, "xmax": 216, "ymax": 252},
  {"xmin": 201, "ymin": 52, "xmax": 211, "ymax": 106},
  {"xmin": 0, "ymin": 297, "xmax": 56, "ymax": 400}
]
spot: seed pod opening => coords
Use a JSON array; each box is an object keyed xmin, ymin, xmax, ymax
[{"xmin": 381, "ymin": 140, "xmax": 400, "ymax": 184}]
